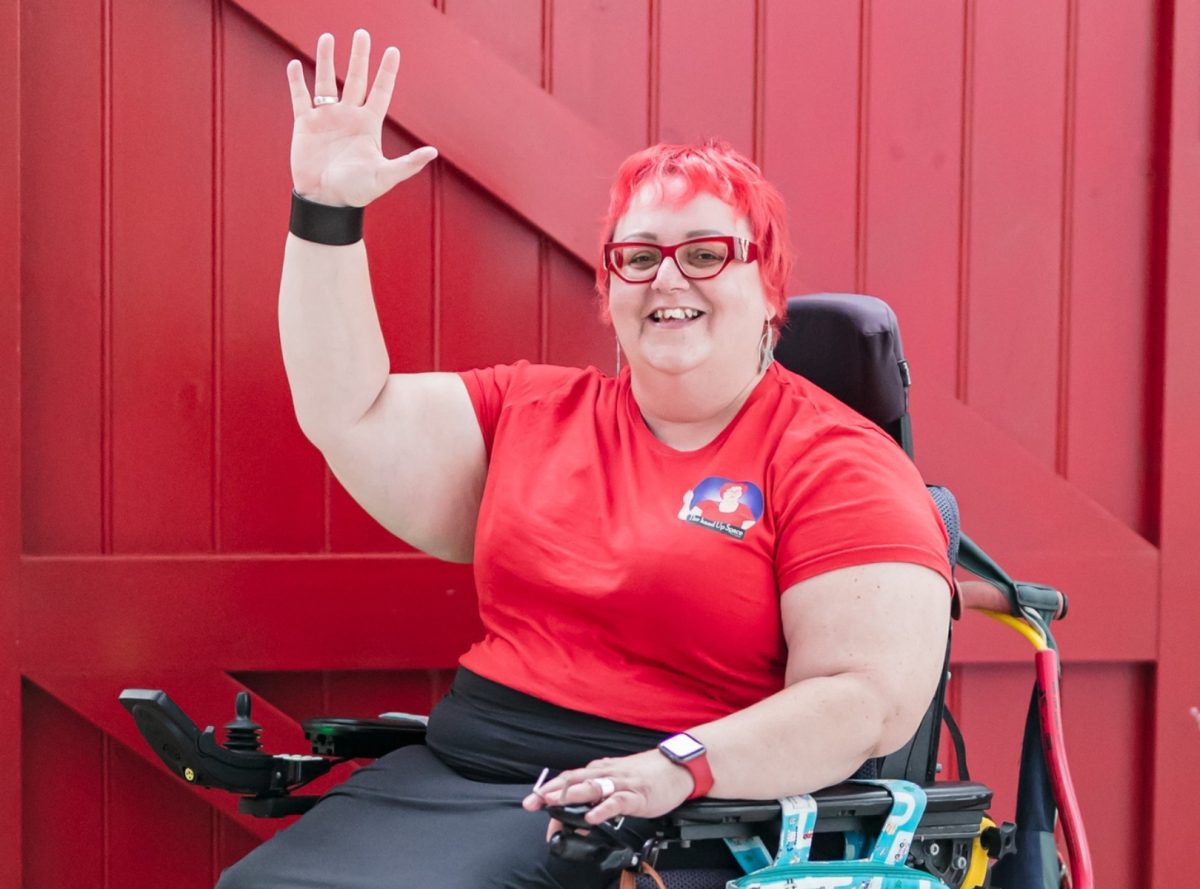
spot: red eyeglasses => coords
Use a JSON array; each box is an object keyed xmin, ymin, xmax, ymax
[{"xmin": 604, "ymin": 236, "xmax": 759, "ymax": 284}]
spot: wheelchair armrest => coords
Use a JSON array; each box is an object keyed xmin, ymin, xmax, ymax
[
  {"xmin": 665, "ymin": 780, "xmax": 993, "ymax": 841},
  {"xmin": 548, "ymin": 780, "xmax": 994, "ymax": 877},
  {"xmin": 302, "ymin": 714, "xmax": 428, "ymax": 759}
]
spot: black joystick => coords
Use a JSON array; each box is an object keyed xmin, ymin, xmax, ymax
[{"xmin": 223, "ymin": 691, "xmax": 263, "ymax": 753}]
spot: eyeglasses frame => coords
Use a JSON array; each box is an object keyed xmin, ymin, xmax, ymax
[{"xmin": 603, "ymin": 235, "xmax": 759, "ymax": 284}]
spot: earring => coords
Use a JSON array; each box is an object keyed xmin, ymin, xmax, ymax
[{"xmin": 757, "ymin": 321, "xmax": 775, "ymax": 373}]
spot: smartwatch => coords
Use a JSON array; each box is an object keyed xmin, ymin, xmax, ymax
[{"xmin": 657, "ymin": 732, "xmax": 714, "ymax": 799}]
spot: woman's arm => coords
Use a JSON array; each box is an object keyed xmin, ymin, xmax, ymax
[
  {"xmin": 525, "ymin": 561, "xmax": 950, "ymax": 822},
  {"xmin": 694, "ymin": 561, "xmax": 950, "ymax": 798},
  {"xmin": 280, "ymin": 31, "xmax": 486, "ymax": 562}
]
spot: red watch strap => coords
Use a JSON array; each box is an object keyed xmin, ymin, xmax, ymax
[{"xmin": 681, "ymin": 752, "xmax": 714, "ymax": 799}]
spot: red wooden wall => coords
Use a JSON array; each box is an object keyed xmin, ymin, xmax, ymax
[{"xmin": 6, "ymin": 1, "xmax": 1200, "ymax": 887}]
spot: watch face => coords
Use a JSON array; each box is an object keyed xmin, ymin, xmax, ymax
[{"xmin": 660, "ymin": 733, "xmax": 705, "ymax": 761}]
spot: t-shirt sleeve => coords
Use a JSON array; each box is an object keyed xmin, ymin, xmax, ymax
[
  {"xmin": 773, "ymin": 423, "xmax": 954, "ymax": 594},
  {"xmin": 457, "ymin": 361, "xmax": 581, "ymax": 457},
  {"xmin": 458, "ymin": 363, "xmax": 523, "ymax": 456}
]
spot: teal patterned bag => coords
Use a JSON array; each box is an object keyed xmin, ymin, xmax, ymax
[{"xmin": 723, "ymin": 779, "xmax": 952, "ymax": 889}]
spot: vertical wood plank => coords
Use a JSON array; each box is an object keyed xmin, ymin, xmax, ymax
[
  {"xmin": 1152, "ymin": 0, "xmax": 1200, "ymax": 881},
  {"xmin": 215, "ymin": 816, "xmax": 261, "ymax": 882},
  {"xmin": 552, "ymin": 0, "xmax": 650, "ymax": 152},
  {"xmin": 22, "ymin": 685, "xmax": 105, "ymax": 889},
  {"xmin": 949, "ymin": 664, "xmax": 1027, "ymax": 823},
  {"xmin": 327, "ymin": 669, "xmax": 446, "ymax": 716},
  {"xmin": 1065, "ymin": 0, "xmax": 1156, "ymax": 534},
  {"xmin": 545, "ymin": 248, "xmax": 610, "ymax": 371},
  {"xmin": 964, "ymin": 0, "xmax": 1067, "ymax": 466},
  {"xmin": 438, "ymin": 172, "xmax": 542, "ymax": 370},
  {"xmin": 657, "ymin": 0, "xmax": 755, "ymax": 154},
  {"xmin": 861, "ymin": 0, "xmax": 964, "ymax": 404},
  {"xmin": 443, "ymin": 0, "xmax": 543, "ymax": 84},
  {"xmin": 1058, "ymin": 664, "xmax": 1150, "ymax": 889},
  {"xmin": 432, "ymin": 668, "xmax": 457, "ymax": 701},
  {"xmin": 440, "ymin": 0, "xmax": 552, "ymax": 389},
  {"xmin": 218, "ymin": 7, "xmax": 325, "ymax": 552},
  {"xmin": 233, "ymin": 670, "xmax": 328, "ymax": 721},
  {"xmin": 957, "ymin": 661, "xmax": 1148, "ymax": 889},
  {"xmin": 20, "ymin": 0, "xmax": 105, "ymax": 553},
  {"xmin": 107, "ymin": 740, "xmax": 216, "ymax": 889},
  {"xmin": 367, "ymin": 124, "xmax": 438, "ymax": 378},
  {"xmin": 110, "ymin": 0, "xmax": 215, "ymax": 551},
  {"xmin": 0, "ymin": 0, "xmax": 18, "ymax": 878},
  {"xmin": 761, "ymin": 0, "xmax": 860, "ymax": 294}
]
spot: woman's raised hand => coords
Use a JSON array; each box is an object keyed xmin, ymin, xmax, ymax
[{"xmin": 286, "ymin": 30, "xmax": 437, "ymax": 208}]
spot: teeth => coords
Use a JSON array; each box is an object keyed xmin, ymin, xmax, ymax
[{"xmin": 652, "ymin": 308, "xmax": 702, "ymax": 321}]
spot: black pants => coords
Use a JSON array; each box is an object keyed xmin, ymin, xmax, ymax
[{"xmin": 215, "ymin": 669, "xmax": 733, "ymax": 889}]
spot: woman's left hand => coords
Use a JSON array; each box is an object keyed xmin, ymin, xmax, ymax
[{"xmin": 521, "ymin": 749, "xmax": 696, "ymax": 826}]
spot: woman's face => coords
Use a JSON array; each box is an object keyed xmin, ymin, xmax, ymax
[{"xmin": 607, "ymin": 184, "xmax": 773, "ymax": 380}]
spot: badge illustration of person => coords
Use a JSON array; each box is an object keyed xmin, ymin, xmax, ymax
[{"xmin": 678, "ymin": 478, "xmax": 764, "ymax": 539}]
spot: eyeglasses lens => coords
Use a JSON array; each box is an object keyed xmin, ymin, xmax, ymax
[{"xmin": 611, "ymin": 240, "xmax": 730, "ymax": 281}]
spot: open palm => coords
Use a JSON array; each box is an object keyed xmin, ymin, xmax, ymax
[{"xmin": 286, "ymin": 30, "xmax": 436, "ymax": 208}]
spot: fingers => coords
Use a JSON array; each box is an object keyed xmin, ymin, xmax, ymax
[
  {"xmin": 535, "ymin": 767, "xmax": 619, "ymax": 808},
  {"xmin": 342, "ymin": 28, "xmax": 371, "ymax": 105},
  {"xmin": 378, "ymin": 146, "xmax": 439, "ymax": 192},
  {"xmin": 530, "ymin": 781, "xmax": 608, "ymax": 813},
  {"xmin": 364, "ymin": 45, "xmax": 401, "ymax": 117},
  {"xmin": 286, "ymin": 59, "xmax": 312, "ymax": 119},
  {"xmin": 525, "ymin": 751, "xmax": 690, "ymax": 830},
  {"xmin": 301, "ymin": 32, "xmax": 398, "ymax": 117},
  {"xmin": 525, "ymin": 766, "xmax": 658, "ymax": 831},
  {"xmin": 313, "ymin": 32, "xmax": 337, "ymax": 102},
  {"xmin": 584, "ymin": 791, "xmax": 638, "ymax": 825},
  {"xmin": 541, "ymin": 774, "xmax": 640, "ymax": 825}
]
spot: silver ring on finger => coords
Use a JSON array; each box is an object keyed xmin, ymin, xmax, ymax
[
  {"xmin": 590, "ymin": 777, "xmax": 616, "ymax": 798},
  {"xmin": 313, "ymin": 95, "xmax": 339, "ymax": 106}
]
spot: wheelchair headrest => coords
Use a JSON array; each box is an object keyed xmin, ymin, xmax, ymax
[{"xmin": 774, "ymin": 294, "xmax": 911, "ymax": 448}]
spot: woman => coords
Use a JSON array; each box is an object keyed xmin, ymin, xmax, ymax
[{"xmin": 219, "ymin": 29, "xmax": 952, "ymax": 889}]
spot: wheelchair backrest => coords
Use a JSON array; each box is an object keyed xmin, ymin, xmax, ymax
[
  {"xmin": 774, "ymin": 293, "xmax": 913, "ymax": 457},
  {"xmin": 774, "ymin": 294, "xmax": 947, "ymax": 784}
]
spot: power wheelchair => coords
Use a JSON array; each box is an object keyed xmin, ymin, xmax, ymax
[{"xmin": 121, "ymin": 293, "xmax": 1088, "ymax": 889}]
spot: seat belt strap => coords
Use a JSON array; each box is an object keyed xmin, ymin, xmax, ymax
[{"xmin": 723, "ymin": 793, "xmax": 819, "ymax": 874}]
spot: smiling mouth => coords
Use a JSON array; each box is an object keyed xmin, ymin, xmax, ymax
[{"xmin": 648, "ymin": 307, "xmax": 705, "ymax": 323}]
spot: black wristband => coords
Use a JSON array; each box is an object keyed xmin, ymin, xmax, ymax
[{"xmin": 289, "ymin": 190, "xmax": 364, "ymax": 246}]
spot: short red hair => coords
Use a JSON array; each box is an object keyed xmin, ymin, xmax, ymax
[{"xmin": 595, "ymin": 140, "xmax": 794, "ymax": 322}]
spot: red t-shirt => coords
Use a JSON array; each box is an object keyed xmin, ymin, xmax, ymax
[{"xmin": 457, "ymin": 361, "xmax": 951, "ymax": 731}]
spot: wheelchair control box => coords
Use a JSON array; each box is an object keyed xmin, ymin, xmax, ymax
[{"xmin": 120, "ymin": 688, "xmax": 430, "ymax": 816}]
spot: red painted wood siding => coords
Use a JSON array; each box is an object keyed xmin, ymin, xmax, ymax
[{"xmin": 7, "ymin": 1, "xmax": 1197, "ymax": 887}]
